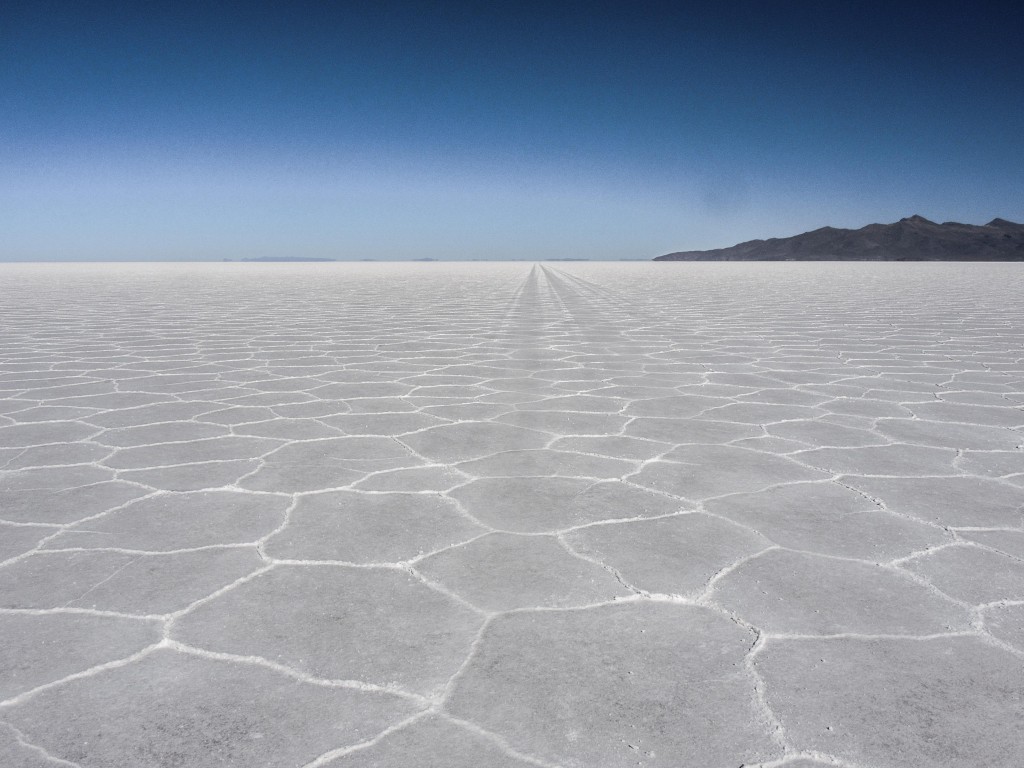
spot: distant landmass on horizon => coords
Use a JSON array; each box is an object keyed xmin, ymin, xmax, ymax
[
  {"xmin": 655, "ymin": 216, "xmax": 1024, "ymax": 261},
  {"xmin": 238, "ymin": 257, "xmax": 337, "ymax": 262}
]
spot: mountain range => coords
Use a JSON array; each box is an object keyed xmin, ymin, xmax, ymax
[{"xmin": 655, "ymin": 216, "xmax": 1024, "ymax": 261}]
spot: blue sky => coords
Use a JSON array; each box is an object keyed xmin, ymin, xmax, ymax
[{"xmin": 2, "ymin": 1, "xmax": 1021, "ymax": 260}]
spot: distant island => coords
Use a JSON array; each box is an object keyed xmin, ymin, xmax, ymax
[
  {"xmin": 239, "ymin": 257, "xmax": 337, "ymax": 262},
  {"xmin": 655, "ymin": 216, "xmax": 1024, "ymax": 261}
]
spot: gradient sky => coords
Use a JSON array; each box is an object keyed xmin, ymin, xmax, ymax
[{"xmin": 2, "ymin": 1, "xmax": 1022, "ymax": 261}]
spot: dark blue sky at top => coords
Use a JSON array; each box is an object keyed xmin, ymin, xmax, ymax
[{"xmin": 2, "ymin": 1, "xmax": 1021, "ymax": 260}]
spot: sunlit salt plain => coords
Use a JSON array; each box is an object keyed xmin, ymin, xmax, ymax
[{"xmin": 1, "ymin": 261, "xmax": 1023, "ymax": 768}]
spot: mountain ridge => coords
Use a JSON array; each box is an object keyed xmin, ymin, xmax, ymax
[{"xmin": 655, "ymin": 216, "xmax": 1024, "ymax": 261}]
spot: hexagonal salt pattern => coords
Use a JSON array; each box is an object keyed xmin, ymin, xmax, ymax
[
  {"xmin": 0, "ymin": 260, "xmax": 1022, "ymax": 767},
  {"xmin": 756, "ymin": 636, "xmax": 1024, "ymax": 767},
  {"xmin": 446, "ymin": 602, "xmax": 781, "ymax": 767}
]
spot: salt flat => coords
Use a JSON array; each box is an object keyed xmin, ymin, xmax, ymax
[{"xmin": 0, "ymin": 261, "xmax": 1022, "ymax": 768}]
